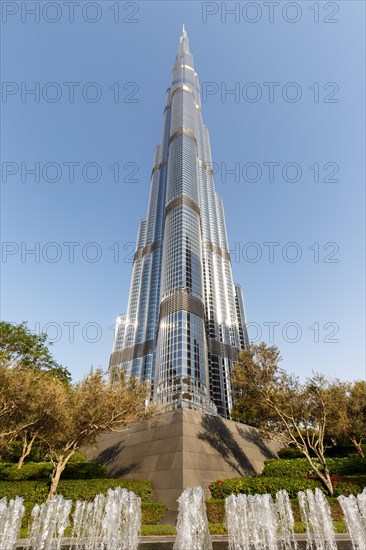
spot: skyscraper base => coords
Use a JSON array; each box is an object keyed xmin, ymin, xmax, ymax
[{"xmin": 83, "ymin": 409, "xmax": 280, "ymax": 518}]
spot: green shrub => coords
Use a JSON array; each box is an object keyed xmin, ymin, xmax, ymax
[
  {"xmin": 0, "ymin": 463, "xmax": 52, "ymax": 482},
  {"xmin": 261, "ymin": 456, "xmax": 366, "ymax": 478},
  {"xmin": 261, "ymin": 459, "xmax": 320, "ymax": 478},
  {"xmin": 277, "ymin": 448, "xmax": 304, "ymax": 459},
  {"xmin": 206, "ymin": 499, "xmax": 225, "ymax": 524},
  {"xmin": 57, "ymin": 479, "xmax": 153, "ymax": 502},
  {"xmin": 61, "ymin": 462, "xmax": 109, "ymax": 479},
  {"xmin": 141, "ymin": 503, "xmax": 167, "ymax": 524},
  {"xmin": 2, "ymin": 442, "xmax": 86, "ymax": 464},
  {"xmin": 332, "ymin": 522, "xmax": 348, "ymax": 533},
  {"xmin": 67, "ymin": 451, "xmax": 86, "ymax": 463},
  {"xmin": 331, "ymin": 477, "xmax": 366, "ymax": 497},
  {"xmin": 0, "ymin": 462, "xmax": 109, "ymax": 481},
  {"xmin": 140, "ymin": 525, "xmax": 176, "ymax": 536},
  {"xmin": 208, "ymin": 477, "xmax": 322, "ymax": 499},
  {"xmin": 293, "ymin": 522, "xmax": 347, "ymax": 534},
  {"xmin": 327, "ymin": 457, "xmax": 366, "ymax": 476},
  {"xmin": 208, "ymin": 524, "xmax": 227, "ymax": 535},
  {"xmin": 0, "ymin": 481, "xmax": 49, "ymax": 503},
  {"xmin": 0, "ymin": 479, "xmax": 153, "ymax": 503},
  {"xmin": 293, "ymin": 522, "xmax": 306, "ymax": 533}
]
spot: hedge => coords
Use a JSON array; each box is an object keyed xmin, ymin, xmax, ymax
[
  {"xmin": 277, "ymin": 448, "xmax": 304, "ymax": 459},
  {"xmin": 278, "ymin": 446, "xmax": 366, "ymax": 459},
  {"xmin": 329, "ymin": 476, "xmax": 366, "ymax": 496},
  {"xmin": 2, "ymin": 442, "xmax": 86, "ymax": 464},
  {"xmin": 141, "ymin": 503, "xmax": 167, "ymax": 524},
  {"xmin": 206, "ymin": 500, "xmax": 226, "ymax": 524},
  {"xmin": 208, "ymin": 477, "xmax": 322, "ymax": 500},
  {"xmin": 206, "ymin": 498, "xmax": 345, "ymax": 525},
  {"xmin": 0, "ymin": 479, "xmax": 153, "ymax": 504},
  {"xmin": 140, "ymin": 525, "xmax": 176, "ymax": 536},
  {"xmin": 0, "ymin": 462, "xmax": 109, "ymax": 481},
  {"xmin": 261, "ymin": 457, "xmax": 366, "ymax": 478}
]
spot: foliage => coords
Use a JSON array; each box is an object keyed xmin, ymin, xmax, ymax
[
  {"xmin": 0, "ymin": 479, "xmax": 154, "ymax": 504},
  {"xmin": 2, "ymin": 443, "xmax": 86, "ymax": 464},
  {"xmin": 277, "ymin": 447, "xmax": 304, "ymax": 459},
  {"xmin": 0, "ymin": 321, "xmax": 70, "ymax": 382},
  {"xmin": 0, "ymin": 321, "xmax": 153, "ymax": 498},
  {"xmin": 278, "ymin": 444, "xmax": 366, "ymax": 459},
  {"xmin": 231, "ymin": 343, "xmax": 350, "ymax": 494},
  {"xmin": 140, "ymin": 525, "xmax": 176, "ymax": 536},
  {"xmin": 0, "ymin": 461, "xmax": 109, "ymax": 481},
  {"xmin": 0, "ymin": 321, "xmax": 70, "ymax": 462},
  {"xmin": 205, "ymin": 500, "xmax": 226, "ymax": 524},
  {"xmin": 141, "ymin": 503, "xmax": 167, "ymax": 524},
  {"xmin": 40, "ymin": 368, "xmax": 151, "ymax": 498},
  {"xmin": 208, "ymin": 477, "xmax": 322, "ymax": 500},
  {"xmin": 326, "ymin": 380, "xmax": 366, "ymax": 457},
  {"xmin": 0, "ymin": 368, "xmax": 68, "ymax": 467},
  {"xmin": 293, "ymin": 522, "xmax": 346, "ymax": 534},
  {"xmin": 261, "ymin": 457, "xmax": 366, "ymax": 478},
  {"xmin": 208, "ymin": 524, "xmax": 227, "ymax": 534},
  {"xmin": 329, "ymin": 476, "xmax": 366, "ymax": 496},
  {"xmin": 261, "ymin": 458, "xmax": 318, "ymax": 478}
]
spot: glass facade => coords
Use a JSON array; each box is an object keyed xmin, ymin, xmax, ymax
[{"xmin": 109, "ymin": 28, "xmax": 249, "ymax": 418}]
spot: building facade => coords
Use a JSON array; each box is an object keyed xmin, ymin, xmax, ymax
[{"xmin": 109, "ymin": 28, "xmax": 249, "ymax": 418}]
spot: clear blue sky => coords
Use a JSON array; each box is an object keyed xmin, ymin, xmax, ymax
[{"xmin": 1, "ymin": 1, "xmax": 365, "ymax": 382}]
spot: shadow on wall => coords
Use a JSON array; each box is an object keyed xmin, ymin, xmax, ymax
[
  {"xmin": 94, "ymin": 441, "xmax": 139, "ymax": 477},
  {"xmin": 236, "ymin": 425, "xmax": 278, "ymax": 459},
  {"xmin": 198, "ymin": 415, "xmax": 256, "ymax": 476}
]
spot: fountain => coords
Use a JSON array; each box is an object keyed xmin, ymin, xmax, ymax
[
  {"xmin": 0, "ymin": 496, "xmax": 25, "ymax": 550},
  {"xmin": 174, "ymin": 486, "xmax": 212, "ymax": 550},
  {"xmin": 338, "ymin": 488, "xmax": 366, "ymax": 549},
  {"xmin": 1, "ymin": 485, "xmax": 365, "ymax": 549},
  {"xmin": 297, "ymin": 489, "xmax": 337, "ymax": 550},
  {"xmin": 275, "ymin": 490, "xmax": 298, "ymax": 549},
  {"xmin": 70, "ymin": 486, "xmax": 141, "ymax": 550},
  {"xmin": 22, "ymin": 487, "xmax": 140, "ymax": 550},
  {"xmin": 225, "ymin": 492, "xmax": 293, "ymax": 550},
  {"xmin": 26, "ymin": 495, "xmax": 72, "ymax": 550}
]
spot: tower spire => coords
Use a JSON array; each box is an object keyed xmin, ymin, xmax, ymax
[{"xmin": 178, "ymin": 24, "xmax": 190, "ymax": 57}]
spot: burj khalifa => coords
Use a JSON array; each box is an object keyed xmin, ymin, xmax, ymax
[{"xmin": 109, "ymin": 27, "xmax": 249, "ymax": 418}]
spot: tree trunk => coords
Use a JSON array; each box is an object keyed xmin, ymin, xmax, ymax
[
  {"xmin": 47, "ymin": 449, "xmax": 76, "ymax": 500},
  {"xmin": 301, "ymin": 450, "xmax": 334, "ymax": 496},
  {"xmin": 17, "ymin": 434, "xmax": 35, "ymax": 469},
  {"xmin": 48, "ymin": 462, "xmax": 64, "ymax": 500},
  {"xmin": 321, "ymin": 466, "xmax": 334, "ymax": 496},
  {"xmin": 351, "ymin": 438, "xmax": 364, "ymax": 457}
]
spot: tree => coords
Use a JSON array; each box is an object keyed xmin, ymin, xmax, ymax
[
  {"xmin": 347, "ymin": 381, "xmax": 366, "ymax": 457},
  {"xmin": 0, "ymin": 321, "xmax": 71, "ymax": 383},
  {"xmin": 0, "ymin": 367, "xmax": 66, "ymax": 465},
  {"xmin": 231, "ymin": 343, "xmax": 341, "ymax": 495},
  {"xmin": 43, "ymin": 368, "xmax": 151, "ymax": 499},
  {"xmin": 0, "ymin": 366, "xmax": 34, "ymax": 442},
  {"xmin": 0, "ymin": 365, "xmax": 18, "ymax": 453},
  {"xmin": 14, "ymin": 371, "xmax": 67, "ymax": 468},
  {"xmin": 326, "ymin": 380, "xmax": 366, "ymax": 457}
]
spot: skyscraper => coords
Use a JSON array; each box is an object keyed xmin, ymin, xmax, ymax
[{"xmin": 110, "ymin": 27, "xmax": 249, "ymax": 418}]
